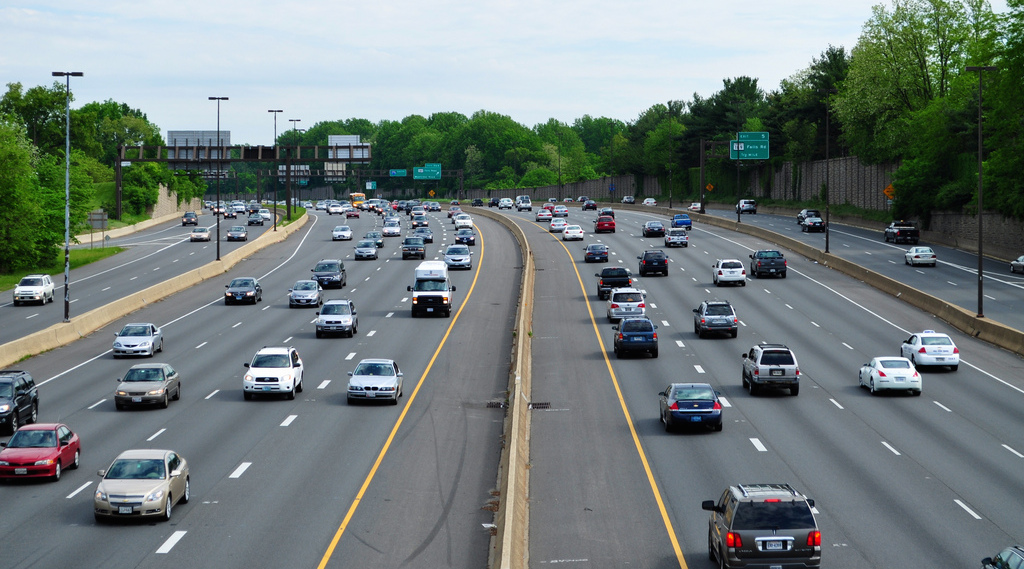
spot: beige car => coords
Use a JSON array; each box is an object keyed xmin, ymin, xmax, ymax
[
  {"xmin": 114, "ymin": 363, "xmax": 181, "ymax": 410},
  {"xmin": 94, "ymin": 449, "xmax": 190, "ymax": 522}
]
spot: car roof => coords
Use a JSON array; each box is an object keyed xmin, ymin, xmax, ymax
[
  {"xmin": 12, "ymin": 422, "xmax": 65, "ymax": 431},
  {"xmin": 356, "ymin": 358, "xmax": 396, "ymax": 365},
  {"xmin": 114, "ymin": 449, "xmax": 172, "ymax": 460},
  {"xmin": 323, "ymin": 299, "xmax": 353, "ymax": 306},
  {"xmin": 254, "ymin": 346, "xmax": 292, "ymax": 355}
]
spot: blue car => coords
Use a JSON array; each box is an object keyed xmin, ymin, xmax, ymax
[
  {"xmin": 584, "ymin": 243, "xmax": 609, "ymax": 263},
  {"xmin": 658, "ymin": 382, "xmax": 723, "ymax": 432},
  {"xmin": 612, "ymin": 317, "xmax": 658, "ymax": 358},
  {"xmin": 671, "ymin": 213, "xmax": 692, "ymax": 229}
]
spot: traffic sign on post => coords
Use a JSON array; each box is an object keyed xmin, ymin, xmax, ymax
[
  {"xmin": 389, "ymin": 169, "xmax": 407, "ymax": 177},
  {"xmin": 730, "ymin": 132, "xmax": 770, "ymax": 160},
  {"xmin": 413, "ymin": 164, "xmax": 441, "ymax": 180}
]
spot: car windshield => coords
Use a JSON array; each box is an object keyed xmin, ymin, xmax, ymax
[
  {"xmin": 353, "ymin": 363, "xmax": 393, "ymax": 376},
  {"xmin": 760, "ymin": 251, "xmax": 783, "ymax": 258},
  {"xmin": 761, "ymin": 351, "xmax": 795, "ymax": 365},
  {"xmin": 252, "ymin": 353, "xmax": 289, "ymax": 368},
  {"xmin": 293, "ymin": 281, "xmax": 317, "ymax": 291},
  {"xmin": 648, "ymin": 222, "xmax": 663, "ymax": 228},
  {"xmin": 587, "ymin": 245, "xmax": 607, "ymax": 252},
  {"xmin": 447, "ymin": 246, "xmax": 470, "ymax": 255},
  {"xmin": 314, "ymin": 263, "xmax": 340, "ymax": 272},
  {"xmin": 413, "ymin": 280, "xmax": 449, "ymax": 292},
  {"xmin": 366, "ymin": 232, "xmax": 380, "ymax": 238},
  {"xmin": 673, "ymin": 387, "xmax": 716, "ymax": 401},
  {"xmin": 123, "ymin": 367, "xmax": 163, "ymax": 382},
  {"xmin": 357, "ymin": 241, "xmax": 376, "ymax": 248},
  {"xmin": 229, "ymin": 279, "xmax": 254, "ymax": 288},
  {"xmin": 404, "ymin": 238, "xmax": 424, "ymax": 245},
  {"xmin": 0, "ymin": 384, "xmax": 12, "ymax": 398},
  {"xmin": 105, "ymin": 458, "xmax": 166, "ymax": 480},
  {"xmin": 668, "ymin": 229, "xmax": 685, "ymax": 235},
  {"xmin": 119, "ymin": 325, "xmax": 151, "ymax": 337},
  {"xmin": 457, "ymin": 230, "xmax": 473, "ymax": 235},
  {"xmin": 705, "ymin": 305, "xmax": 733, "ymax": 316},
  {"xmin": 193, "ymin": 228, "xmax": 207, "ymax": 233},
  {"xmin": 19, "ymin": 278, "xmax": 42, "ymax": 286},
  {"xmin": 622, "ymin": 320, "xmax": 653, "ymax": 333},
  {"xmin": 321, "ymin": 304, "xmax": 351, "ymax": 315},
  {"xmin": 880, "ymin": 359, "xmax": 912, "ymax": 369},
  {"xmin": 612, "ymin": 292, "xmax": 641, "ymax": 302},
  {"xmin": 921, "ymin": 336, "xmax": 952, "ymax": 346},
  {"xmin": 6, "ymin": 429, "xmax": 57, "ymax": 448},
  {"xmin": 732, "ymin": 502, "xmax": 815, "ymax": 530},
  {"xmin": 334, "ymin": 226, "xmax": 349, "ymax": 232},
  {"xmin": 722, "ymin": 261, "xmax": 742, "ymax": 269}
]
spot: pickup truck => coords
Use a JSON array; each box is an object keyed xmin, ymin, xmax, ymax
[
  {"xmin": 595, "ymin": 267, "xmax": 633, "ymax": 300},
  {"xmin": 749, "ymin": 250, "xmax": 787, "ymax": 278},
  {"xmin": 884, "ymin": 221, "xmax": 920, "ymax": 244}
]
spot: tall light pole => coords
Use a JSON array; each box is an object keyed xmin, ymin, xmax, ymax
[
  {"xmin": 818, "ymin": 87, "xmax": 837, "ymax": 253},
  {"xmin": 52, "ymin": 71, "xmax": 83, "ymax": 323},
  {"xmin": 268, "ymin": 109, "xmax": 282, "ymax": 230},
  {"xmin": 557, "ymin": 131, "xmax": 563, "ymax": 201},
  {"xmin": 966, "ymin": 65, "xmax": 997, "ymax": 318},
  {"xmin": 288, "ymin": 119, "xmax": 301, "ymax": 221},
  {"xmin": 209, "ymin": 97, "xmax": 228, "ymax": 261}
]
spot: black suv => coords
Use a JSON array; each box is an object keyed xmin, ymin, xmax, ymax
[
  {"xmin": 181, "ymin": 211, "xmax": 198, "ymax": 226},
  {"xmin": 402, "ymin": 237, "xmax": 426, "ymax": 260},
  {"xmin": 693, "ymin": 300, "xmax": 738, "ymax": 338},
  {"xmin": 311, "ymin": 259, "xmax": 347, "ymax": 289},
  {"xmin": 741, "ymin": 343, "xmax": 801, "ymax": 395},
  {"xmin": 637, "ymin": 249, "xmax": 669, "ymax": 276},
  {"xmin": 0, "ymin": 370, "xmax": 39, "ymax": 434},
  {"xmin": 702, "ymin": 483, "xmax": 821, "ymax": 569},
  {"xmin": 471, "ymin": 198, "xmax": 484, "ymax": 206}
]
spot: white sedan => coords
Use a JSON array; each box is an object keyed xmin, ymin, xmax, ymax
[
  {"xmin": 858, "ymin": 357, "xmax": 922, "ymax": 395},
  {"xmin": 642, "ymin": 198, "xmax": 658, "ymax": 206},
  {"xmin": 561, "ymin": 225, "xmax": 585, "ymax": 241},
  {"xmin": 549, "ymin": 218, "xmax": 568, "ymax": 233},
  {"xmin": 688, "ymin": 202, "xmax": 701, "ymax": 211},
  {"xmin": 712, "ymin": 259, "xmax": 746, "ymax": 286},
  {"xmin": 535, "ymin": 210, "xmax": 553, "ymax": 222},
  {"xmin": 332, "ymin": 225, "xmax": 353, "ymax": 241},
  {"xmin": 905, "ymin": 246, "xmax": 936, "ymax": 266},
  {"xmin": 327, "ymin": 203, "xmax": 344, "ymax": 215},
  {"xmin": 454, "ymin": 214, "xmax": 474, "ymax": 229},
  {"xmin": 900, "ymin": 330, "xmax": 959, "ymax": 370},
  {"xmin": 258, "ymin": 208, "xmax": 272, "ymax": 221}
]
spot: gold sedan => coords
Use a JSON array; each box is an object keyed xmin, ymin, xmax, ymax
[{"xmin": 94, "ymin": 449, "xmax": 190, "ymax": 522}]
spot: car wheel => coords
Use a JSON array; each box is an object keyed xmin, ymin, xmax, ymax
[
  {"xmin": 781, "ymin": 272, "xmax": 787, "ymax": 278},
  {"xmin": 158, "ymin": 339, "xmax": 164, "ymax": 353},
  {"xmin": 161, "ymin": 394, "xmax": 169, "ymax": 409},
  {"xmin": 913, "ymin": 389, "xmax": 923, "ymax": 396},
  {"xmin": 71, "ymin": 449, "xmax": 80, "ymax": 469},
  {"xmin": 664, "ymin": 415, "xmax": 673, "ymax": 433},
  {"xmin": 53, "ymin": 462, "xmax": 62, "ymax": 481},
  {"xmin": 697, "ymin": 328, "xmax": 705, "ymax": 339},
  {"xmin": 708, "ymin": 533, "xmax": 717, "ymax": 562},
  {"xmin": 174, "ymin": 384, "xmax": 181, "ymax": 401},
  {"xmin": 741, "ymin": 372, "xmax": 748, "ymax": 389},
  {"xmin": 748, "ymin": 381, "xmax": 758, "ymax": 396},
  {"xmin": 651, "ymin": 348, "xmax": 658, "ymax": 358},
  {"xmin": 730, "ymin": 330, "xmax": 738, "ymax": 338},
  {"xmin": 287, "ymin": 387, "xmax": 296, "ymax": 400},
  {"xmin": 115, "ymin": 402, "xmax": 124, "ymax": 411},
  {"xmin": 315, "ymin": 330, "xmax": 323, "ymax": 338},
  {"xmin": 870, "ymin": 379, "xmax": 877, "ymax": 395},
  {"xmin": 9, "ymin": 411, "xmax": 19, "ymax": 434},
  {"xmin": 29, "ymin": 402, "xmax": 37, "ymax": 424},
  {"xmin": 163, "ymin": 494, "xmax": 173, "ymax": 521},
  {"xmin": 714, "ymin": 422, "xmax": 723, "ymax": 432},
  {"xmin": 951, "ymin": 364, "xmax": 958, "ymax": 371},
  {"xmin": 297, "ymin": 379, "xmax": 303, "ymax": 393},
  {"xmin": 243, "ymin": 391, "xmax": 253, "ymax": 401}
]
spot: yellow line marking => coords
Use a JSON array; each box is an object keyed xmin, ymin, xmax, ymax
[{"xmin": 316, "ymin": 229, "xmax": 486, "ymax": 569}]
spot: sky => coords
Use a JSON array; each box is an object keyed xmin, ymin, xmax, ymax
[{"xmin": 1, "ymin": 0, "xmax": 1011, "ymax": 146}]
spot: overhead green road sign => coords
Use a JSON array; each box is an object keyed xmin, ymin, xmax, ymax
[
  {"xmin": 737, "ymin": 131, "xmax": 769, "ymax": 142},
  {"xmin": 389, "ymin": 169, "xmax": 407, "ymax": 177},
  {"xmin": 731, "ymin": 132, "xmax": 769, "ymax": 159},
  {"xmin": 413, "ymin": 164, "xmax": 441, "ymax": 180}
]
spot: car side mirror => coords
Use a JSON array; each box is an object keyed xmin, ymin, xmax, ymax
[
  {"xmin": 170, "ymin": 469, "xmax": 183, "ymax": 477},
  {"xmin": 595, "ymin": 273, "xmax": 600, "ymax": 277},
  {"xmin": 637, "ymin": 256, "xmax": 642, "ymax": 260},
  {"xmin": 741, "ymin": 354, "xmax": 748, "ymax": 359},
  {"xmin": 611, "ymin": 325, "xmax": 619, "ymax": 331},
  {"xmin": 806, "ymin": 499, "xmax": 814, "ymax": 508},
  {"xmin": 225, "ymin": 285, "xmax": 229, "ymax": 288},
  {"xmin": 243, "ymin": 363, "xmax": 250, "ymax": 368},
  {"xmin": 97, "ymin": 469, "xmax": 106, "ymax": 477},
  {"xmin": 451, "ymin": 286, "xmax": 456, "ymax": 291},
  {"xmin": 982, "ymin": 558, "xmax": 993, "ymax": 566},
  {"xmin": 749, "ymin": 254, "xmax": 754, "ymax": 259},
  {"xmin": 407, "ymin": 286, "xmax": 413, "ymax": 291},
  {"xmin": 397, "ymin": 372, "xmax": 404, "ymax": 377},
  {"xmin": 347, "ymin": 372, "xmax": 353, "ymax": 376},
  {"xmin": 658, "ymin": 391, "xmax": 667, "ymax": 397},
  {"xmin": 692, "ymin": 309, "xmax": 698, "ymax": 313},
  {"xmin": 701, "ymin": 500, "xmax": 719, "ymax": 512}
]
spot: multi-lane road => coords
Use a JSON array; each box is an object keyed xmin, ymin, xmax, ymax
[{"xmin": 2, "ymin": 203, "xmax": 1022, "ymax": 568}]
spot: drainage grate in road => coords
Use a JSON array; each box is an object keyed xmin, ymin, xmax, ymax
[
  {"xmin": 528, "ymin": 402, "xmax": 551, "ymax": 410},
  {"xmin": 486, "ymin": 401, "xmax": 506, "ymax": 409}
]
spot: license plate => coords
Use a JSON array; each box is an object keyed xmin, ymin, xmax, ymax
[
  {"xmin": 132, "ymin": 397, "xmax": 142, "ymax": 403},
  {"xmin": 366, "ymin": 391, "xmax": 375, "ymax": 398},
  {"xmin": 690, "ymin": 416, "xmax": 702, "ymax": 422},
  {"xmin": 770, "ymin": 369, "xmax": 784, "ymax": 376},
  {"xmin": 765, "ymin": 541, "xmax": 783, "ymax": 551},
  {"xmin": 426, "ymin": 308, "xmax": 434, "ymax": 312},
  {"xmin": 633, "ymin": 337, "xmax": 646, "ymax": 341},
  {"xmin": 262, "ymin": 386, "xmax": 272, "ymax": 391},
  {"xmin": 15, "ymin": 468, "xmax": 27, "ymax": 475},
  {"xmin": 118, "ymin": 506, "xmax": 133, "ymax": 514},
  {"xmin": 934, "ymin": 357, "xmax": 945, "ymax": 361},
  {"xmin": 769, "ymin": 269, "xmax": 776, "ymax": 273}
]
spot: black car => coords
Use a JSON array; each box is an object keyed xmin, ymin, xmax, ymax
[
  {"xmin": 801, "ymin": 217, "xmax": 826, "ymax": 232},
  {"xmin": 612, "ymin": 318, "xmax": 658, "ymax": 358},
  {"xmin": 412, "ymin": 227, "xmax": 434, "ymax": 243},
  {"xmin": 455, "ymin": 228, "xmax": 477, "ymax": 246},
  {"xmin": 598, "ymin": 207, "xmax": 615, "ymax": 218},
  {"xmin": 796, "ymin": 208, "xmax": 821, "ymax": 223},
  {"xmin": 637, "ymin": 249, "xmax": 669, "ymax": 276},
  {"xmin": 488, "ymin": 197, "xmax": 500, "ymax": 207},
  {"xmin": 411, "ymin": 215, "xmax": 429, "ymax": 228},
  {"xmin": 584, "ymin": 243, "xmax": 609, "ymax": 263},
  {"xmin": 582, "ymin": 200, "xmax": 597, "ymax": 210},
  {"xmin": 247, "ymin": 212, "xmax": 264, "ymax": 226},
  {"xmin": 226, "ymin": 226, "xmax": 248, "ymax": 241},
  {"xmin": 222, "ymin": 208, "xmax": 237, "ymax": 219},
  {"xmin": 311, "ymin": 259, "xmax": 347, "ymax": 289},
  {"xmin": 472, "ymin": 198, "xmax": 484, "ymax": 206},
  {"xmin": 641, "ymin": 220, "xmax": 665, "ymax": 237},
  {"xmin": 181, "ymin": 212, "xmax": 198, "ymax": 226},
  {"xmin": 0, "ymin": 370, "xmax": 38, "ymax": 434},
  {"xmin": 703, "ymin": 484, "xmax": 820, "ymax": 569},
  {"xmin": 224, "ymin": 277, "xmax": 263, "ymax": 305},
  {"xmin": 402, "ymin": 237, "xmax": 426, "ymax": 259}
]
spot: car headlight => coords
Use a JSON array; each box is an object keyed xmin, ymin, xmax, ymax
[
  {"xmin": 225, "ymin": 291, "xmax": 232, "ymax": 297},
  {"xmin": 34, "ymin": 458, "xmax": 55, "ymax": 466},
  {"xmin": 95, "ymin": 489, "xmax": 108, "ymax": 501},
  {"xmin": 281, "ymin": 374, "xmax": 293, "ymax": 383},
  {"xmin": 0, "ymin": 460, "xmax": 9, "ymax": 466},
  {"xmin": 116, "ymin": 390, "xmax": 128, "ymax": 396},
  {"xmin": 113, "ymin": 341, "xmax": 123, "ymax": 348},
  {"xmin": 147, "ymin": 388, "xmax": 166, "ymax": 395},
  {"xmin": 244, "ymin": 291, "xmax": 255, "ymax": 296},
  {"xmin": 139, "ymin": 340, "xmax": 151, "ymax": 347},
  {"xmin": 145, "ymin": 489, "xmax": 165, "ymax": 503},
  {"xmin": 0, "ymin": 404, "xmax": 11, "ymax": 413}
]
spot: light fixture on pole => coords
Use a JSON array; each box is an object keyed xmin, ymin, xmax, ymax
[
  {"xmin": 209, "ymin": 96, "xmax": 228, "ymax": 261},
  {"xmin": 52, "ymin": 71, "xmax": 83, "ymax": 323},
  {"xmin": 268, "ymin": 109, "xmax": 282, "ymax": 230},
  {"xmin": 966, "ymin": 65, "xmax": 997, "ymax": 318}
]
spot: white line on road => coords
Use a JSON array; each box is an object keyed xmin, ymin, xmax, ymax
[
  {"xmin": 147, "ymin": 428, "xmax": 166, "ymax": 441},
  {"xmin": 830, "ymin": 399, "xmax": 844, "ymax": 409},
  {"xmin": 229, "ymin": 462, "xmax": 252, "ymax": 479},
  {"xmin": 283, "ymin": 336, "xmax": 292, "ymax": 343},
  {"xmin": 156, "ymin": 531, "xmax": 188, "ymax": 554},
  {"xmin": 954, "ymin": 499, "xmax": 983, "ymax": 520},
  {"xmin": 881, "ymin": 441, "xmax": 902, "ymax": 455},
  {"xmin": 205, "ymin": 390, "xmax": 219, "ymax": 400},
  {"xmin": 367, "ymin": 330, "xmax": 376, "ymax": 337},
  {"xmin": 750, "ymin": 438, "xmax": 768, "ymax": 452},
  {"xmin": 985, "ymin": 294, "xmax": 995, "ymax": 300},
  {"xmin": 811, "ymin": 321, "xmax": 820, "ymax": 327},
  {"xmin": 101, "ymin": 286, "xmax": 111, "ymax": 291},
  {"xmin": 694, "ymin": 365, "xmax": 705, "ymax": 374},
  {"xmin": 88, "ymin": 399, "xmax": 106, "ymax": 409},
  {"xmin": 195, "ymin": 341, "xmax": 207, "ymax": 349},
  {"xmin": 675, "ymin": 340, "xmax": 685, "ymax": 347},
  {"xmin": 842, "ymin": 342, "xmax": 854, "ymax": 350},
  {"xmin": 26, "ymin": 313, "xmax": 38, "ymax": 319},
  {"xmin": 649, "ymin": 303, "xmax": 657, "ymax": 309},
  {"xmin": 280, "ymin": 415, "xmax": 297, "ymax": 427},
  {"xmin": 661, "ymin": 320, "xmax": 670, "ymax": 327},
  {"xmin": 262, "ymin": 305, "xmax": 271, "ymax": 310},
  {"xmin": 345, "ymin": 352, "xmax": 356, "ymax": 360},
  {"xmin": 66, "ymin": 481, "xmax": 93, "ymax": 499},
  {"xmin": 933, "ymin": 401, "xmax": 952, "ymax": 412},
  {"xmin": 130, "ymin": 276, "xmax": 138, "ymax": 280},
  {"xmin": 317, "ymin": 380, "xmax": 331, "ymax": 389},
  {"xmin": 1002, "ymin": 444, "xmax": 1024, "ymax": 458},
  {"xmin": 947, "ymin": 281, "xmax": 958, "ymax": 286},
  {"xmin": 719, "ymin": 396, "xmax": 732, "ymax": 408},
  {"xmin": 232, "ymin": 322, "xmax": 242, "ymax": 328},
  {"xmin": 785, "ymin": 304, "xmax": 793, "ymax": 309},
  {"xmin": 386, "ymin": 312, "xmax": 395, "ymax": 317}
]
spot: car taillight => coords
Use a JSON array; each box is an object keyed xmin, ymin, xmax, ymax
[
  {"xmin": 753, "ymin": 368, "xmax": 759, "ymax": 376},
  {"xmin": 784, "ymin": 260, "xmax": 788, "ymax": 266},
  {"xmin": 712, "ymin": 401, "xmax": 721, "ymax": 410},
  {"xmin": 652, "ymin": 332, "xmax": 657, "ymax": 339},
  {"xmin": 795, "ymin": 368, "xmax": 800, "ymax": 376},
  {"xmin": 617, "ymin": 333, "xmax": 623, "ymax": 340},
  {"xmin": 599, "ymin": 279, "xmax": 605, "ymax": 285},
  {"xmin": 918, "ymin": 347, "xmax": 927, "ymax": 353},
  {"xmin": 763, "ymin": 498, "xmax": 781, "ymax": 502},
  {"xmin": 610, "ymin": 303, "xmax": 620, "ymax": 309},
  {"xmin": 741, "ymin": 269, "xmax": 746, "ymax": 275},
  {"xmin": 877, "ymin": 370, "xmax": 886, "ymax": 377},
  {"xmin": 718, "ymin": 270, "xmax": 724, "ymax": 275},
  {"xmin": 668, "ymin": 401, "xmax": 679, "ymax": 410},
  {"xmin": 638, "ymin": 303, "xmax": 645, "ymax": 308},
  {"xmin": 953, "ymin": 347, "xmax": 959, "ymax": 353},
  {"xmin": 807, "ymin": 531, "xmax": 821, "ymax": 546},
  {"xmin": 726, "ymin": 532, "xmax": 742, "ymax": 548}
]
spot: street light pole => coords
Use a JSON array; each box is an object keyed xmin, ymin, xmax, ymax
[
  {"xmin": 966, "ymin": 65, "xmax": 997, "ymax": 318},
  {"xmin": 268, "ymin": 109, "xmax": 282, "ymax": 230},
  {"xmin": 288, "ymin": 119, "xmax": 301, "ymax": 221},
  {"xmin": 818, "ymin": 87, "xmax": 837, "ymax": 254},
  {"xmin": 557, "ymin": 131, "xmax": 563, "ymax": 201},
  {"xmin": 209, "ymin": 97, "xmax": 228, "ymax": 260},
  {"xmin": 52, "ymin": 71, "xmax": 83, "ymax": 323}
]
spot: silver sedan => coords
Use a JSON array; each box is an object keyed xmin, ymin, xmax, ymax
[{"xmin": 112, "ymin": 323, "xmax": 164, "ymax": 357}]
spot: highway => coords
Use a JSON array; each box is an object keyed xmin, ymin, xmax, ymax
[{"xmin": 0, "ymin": 208, "xmax": 518, "ymax": 569}]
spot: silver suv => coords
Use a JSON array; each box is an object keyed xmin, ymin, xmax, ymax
[
  {"xmin": 741, "ymin": 344, "xmax": 800, "ymax": 395},
  {"xmin": 315, "ymin": 300, "xmax": 358, "ymax": 338},
  {"xmin": 693, "ymin": 300, "xmax": 738, "ymax": 338},
  {"xmin": 606, "ymin": 288, "xmax": 646, "ymax": 322},
  {"xmin": 736, "ymin": 199, "xmax": 757, "ymax": 214},
  {"xmin": 702, "ymin": 483, "xmax": 820, "ymax": 569}
]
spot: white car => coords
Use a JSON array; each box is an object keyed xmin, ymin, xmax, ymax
[
  {"xmin": 664, "ymin": 228, "xmax": 688, "ymax": 247},
  {"xmin": 900, "ymin": 330, "xmax": 959, "ymax": 370},
  {"xmin": 443, "ymin": 244, "xmax": 473, "ymax": 270},
  {"xmin": 549, "ymin": 218, "xmax": 568, "ymax": 233},
  {"xmin": 347, "ymin": 359, "xmax": 403, "ymax": 404},
  {"xmin": 327, "ymin": 203, "xmax": 344, "ymax": 215},
  {"xmin": 258, "ymin": 208, "xmax": 272, "ymax": 221},
  {"xmin": 454, "ymin": 214, "xmax": 474, "ymax": 229},
  {"xmin": 535, "ymin": 210, "xmax": 552, "ymax": 222},
  {"xmin": 243, "ymin": 346, "xmax": 304, "ymax": 400},
  {"xmin": 382, "ymin": 223, "xmax": 402, "ymax": 237},
  {"xmin": 562, "ymin": 225, "xmax": 585, "ymax": 241},
  {"xmin": 712, "ymin": 259, "xmax": 746, "ymax": 286},
  {"xmin": 498, "ymin": 198, "xmax": 514, "ymax": 209},
  {"xmin": 859, "ymin": 357, "xmax": 922, "ymax": 395},
  {"xmin": 315, "ymin": 201, "xmax": 328, "ymax": 211},
  {"xmin": 905, "ymin": 246, "xmax": 936, "ymax": 267},
  {"xmin": 606, "ymin": 287, "xmax": 646, "ymax": 322},
  {"xmin": 111, "ymin": 322, "xmax": 164, "ymax": 357},
  {"xmin": 13, "ymin": 274, "xmax": 55, "ymax": 306},
  {"xmin": 642, "ymin": 198, "xmax": 658, "ymax": 207},
  {"xmin": 332, "ymin": 225, "xmax": 353, "ymax": 240},
  {"xmin": 688, "ymin": 202, "xmax": 701, "ymax": 211}
]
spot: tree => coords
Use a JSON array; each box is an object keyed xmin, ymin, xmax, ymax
[{"xmin": 0, "ymin": 120, "xmax": 48, "ymax": 271}]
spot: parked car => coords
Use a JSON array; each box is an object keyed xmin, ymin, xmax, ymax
[
  {"xmin": 611, "ymin": 317, "xmax": 658, "ymax": 358},
  {"xmin": 288, "ymin": 280, "xmax": 324, "ymax": 307},
  {"xmin": 224, "ymin": 277, "xmax": 263, "ymax": 304},
  {"xmin": 347, "ymin": 359, "xmax": 403, "ymax": 404},
  {"xmin": 315, "ymin": 299, "xmax": 358, "ymax": 337},
  {"xmin": 658, "ymin": 383, "xmax": 722, "ymax": 432},
  {"xmin": 858, "ymin": 356, "xmax": 922, "ymax": 395},
  {"xmin": 0, "ymin": 423, "xmax": 80, "ymax": 481},
  {"xmin": 114, "ymin": 363, "xmax": 181, "ymax": 409},
  {"xmin": 900, "ymin": 330, "xmax": 959, "ymax": 370},
  {"xmin": 741, "ymin": 344, "xmax": 801, "ymax": 396},
  {"xmin": 93, "ymin": 449, "xmax": 190, "ymax": 522},
  {"xmin": 112, "ymin": 323, "xmax": 164, "ymax": 357},
  {"xmin": 584, "ymin": 243, "xmax": 609, "ymax": 263},
  {"xmin": 226, "ymin": 225, "xmax": 248, "ymax": 241},
  {"xmin": 13, "ymin": 274, "xmax": 55, "ymax": 306},
  {"xmin": 905, "ymin": 246, "xmax": 937, "ymax": 266},
  {"xmin": 242, "ymin": 346, "xmax": 304, "ymax": 400},
  {"xmin": 712, "ymin": 259, "xmax": 747, "ymax": 286},
  {"xmin": 693, "ymin": 300, "xmax": 738, "ymax": 338}
]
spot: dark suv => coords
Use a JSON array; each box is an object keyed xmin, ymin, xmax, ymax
[
  {"xmin": 637, "ymin": 249, "xmax": 669, "ymax": 276},
  {"xmin": 693, "ymin": 300, "xmax": 738, "ymax": 338},
  {"xmin": 742, "ymin": 344, "xmax": 801, "ymax": 396},
  {"xmin": 702, "ymin": 483, "xmax": 821, "ymax": 569},
  {"xmin": 0, "ymin": 370, "xmax": 39, "ymax": 434},
  {"xmin": 311, "ymin": 259, "xmax": 347, "ymax": 289},
  {"xmin": 181, "ymin": 211, "xmax": 198, "ymax": 226}
]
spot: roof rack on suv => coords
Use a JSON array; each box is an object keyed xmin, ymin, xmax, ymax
[{"xmin": 736, "ymin": 483, "xmax": 802, "ymax": 498}]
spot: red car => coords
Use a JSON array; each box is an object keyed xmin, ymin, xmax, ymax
[
  {"xmin": 543, "ymin": 202, "xmax": 556, "ymax": 212},
  {"xmin": 594, "ymin": 216, "xmax": 616, "ymax": 233},
  {"xmin": 0, "ymin": 423, "xmax": 81, "ymax": 481},
  {"xmin": 345, "ymin": 209, "xmax": 360, "ymax": 218}
]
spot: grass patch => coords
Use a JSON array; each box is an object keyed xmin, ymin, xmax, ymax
[
  {"xmin": 0, "ymin": 246, "xmax": 124, "ymax": 292},
  {"xmin": 278, "ymin": 207, "xmax": 306, "ymax": 227}
]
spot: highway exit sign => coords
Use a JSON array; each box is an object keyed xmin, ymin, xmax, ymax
[{"xmin": 730, "ymin": 132, "xmax": 769, "ymax": 160}]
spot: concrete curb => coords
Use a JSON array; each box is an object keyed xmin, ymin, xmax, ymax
[
  {"xmin": 0, "ymin": 214, "xmax": 309, "ymax": 369},
  {"xmin": 470, "ymin": 207, "xmax": 533, "ymax": 569},
  {"xmin": 75, "ymin": 210, "xmax": 193, "ymax": 243}
]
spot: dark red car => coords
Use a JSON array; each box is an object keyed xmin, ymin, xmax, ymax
[
  {"xmin": 345, "ymin": 209, "xmax": 360, "ymax": 218},
  {"xmin": 594, "ymin": 216, "xmax": 616, "ymax": 233},
  {"xmin": 0, "ymin": 423, "xmax": 81, "ymax": 481}
]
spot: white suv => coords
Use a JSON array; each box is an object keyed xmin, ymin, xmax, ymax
[
  {"xmin": 243, "ymin": 347, "xmax": 304, "ymax": 400},
  {"xmin": 13, "ymin": 274, "xmax": 55, "ymax": 306},
  {"xmin": 516, "ymin": 197, "xmax": 532, "ymax": 211},
  {"xmin": 498, "ymin": 198, "xmax": 514, "ymax": 209}
]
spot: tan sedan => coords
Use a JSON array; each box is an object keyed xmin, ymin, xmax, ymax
[
  {"xmin": 94, "ymin": 449, "xmax": 190, "ymax": 522},
  {"xmin": 114, "ymin": 363, "xmax": 181, "ymax": 410}
]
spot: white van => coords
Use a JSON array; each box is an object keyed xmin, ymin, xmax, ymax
[{"xmin": 407, "ymin": 261, "xmax": 456, "ymax": 317}]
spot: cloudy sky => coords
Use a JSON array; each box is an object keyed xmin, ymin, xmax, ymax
[{"xmin": 2, "ymin": 0, "xmax": 1010, "ymax": 146}]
